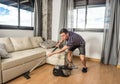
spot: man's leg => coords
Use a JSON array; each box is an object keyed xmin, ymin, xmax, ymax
[
  {"xmin": 67, "ymin": 51, "xmax": 73, "ymax": 63},
  {"xmin": 67, "ymin": 51, "xmax": 78, "ymax": 69},
  {"xmin": 80, "ymin": 54, "xmax": 87, "ymax": 68},
  {"xmin": 67, "ymin": 46, "xmax": 76, "ymax": 64},
  {"xmin": 79, "ymin": 45, "xmax": 87, "ymax": 73},
  {"xmin": 67, "ymin": 46, "xmax": 79, "ymax": 69}
]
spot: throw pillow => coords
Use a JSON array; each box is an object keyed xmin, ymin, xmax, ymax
[
  {"xmin": 0, "ymin": 43, "xmax": 11, "ymax": 59},
  {"xmin": 40, "ymin": 40, "xmax": 57, "ymax": 49}
]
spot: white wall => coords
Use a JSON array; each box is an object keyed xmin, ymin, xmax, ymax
[
  {"xmin": 0, "ymin": 29, "xmax": 33, "ymax": 37},
  {"xmin": 73, "ymin": 32, "xmax": 103, "ymax": 59},
  {"xmin": 52, "ymin": 0, "xmax": 61, "ymax": 41}
]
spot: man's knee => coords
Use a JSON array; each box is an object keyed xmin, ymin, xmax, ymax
[
  {"xmin": 80, "ymin": 55, "xmax": 85, "ymax": 61},
  {"xmin": 67, "ymin": 51, "xmax": 72, "ymax": 56}
]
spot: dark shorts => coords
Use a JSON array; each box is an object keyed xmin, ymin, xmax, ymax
[{"xmin": 68, "ymin": 44, "xmax": 85, "ymax": 55}]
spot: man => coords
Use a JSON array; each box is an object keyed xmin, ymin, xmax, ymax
[{"xmin": 47, "ymin": 28, "xmax": 87, "ymax": 73}]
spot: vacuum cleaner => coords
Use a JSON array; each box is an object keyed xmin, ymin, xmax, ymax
[
  {"xmin": 23, "ymin": 47, "xmax": 78, "ymax": 79},
  {"xmin": 23, "ymin": 47, "xmax": 58, "ymax": 79}
]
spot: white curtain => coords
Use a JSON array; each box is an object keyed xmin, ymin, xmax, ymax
[
  {"xmin": 58, "ymin": 0, "xmax": 74, "ymax": 40},
  {"xmin": 59, "ymin": 0, "xmax": 74, "ymax": 30}
]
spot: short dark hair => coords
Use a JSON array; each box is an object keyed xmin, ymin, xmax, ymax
[{"xmin": 60, "ymin": 28, "xmax": 68, "ymax": 34}]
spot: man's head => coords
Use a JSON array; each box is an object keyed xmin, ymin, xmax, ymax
[{"xmin": 60, "ymin": 28, "xmax": 69, "ymax": 40}]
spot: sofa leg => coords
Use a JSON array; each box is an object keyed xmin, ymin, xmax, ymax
[{"xmin": 23, "ymin": 71, "xmax": 31, "ymax": 79}]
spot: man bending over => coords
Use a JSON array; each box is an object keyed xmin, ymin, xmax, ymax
[{"xmin": 47, "ymin": 28, "xmax": 87, "ymax": 73}]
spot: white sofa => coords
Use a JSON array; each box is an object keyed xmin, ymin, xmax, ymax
[{"xmin": 0, "ymin": 37, "xmax": 65, "ymax": 83}]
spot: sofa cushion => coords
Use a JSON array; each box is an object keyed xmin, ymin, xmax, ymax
[
  {"xmin": 0, "ymin": 44, "xmax": 11, "ymax": 59},
  {"xmin": 30, "ymin": 37, "xmax": 43, "ymax": 48},
  {"xmin": 10, "ymin": 37, "xmax": 33, "ymax": 51},
  {"xmin": 2, "ymin": 48, "xmax": 46, "ymax": 70},
  {"xmin": 40, "ymin": 40, "xmax": 57, "ymax": 49},
  {"xmin": 0, "ymin": 38, "xmax": 14, "ymax": 52}
]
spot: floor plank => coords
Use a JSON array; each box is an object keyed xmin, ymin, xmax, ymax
[{"xmin": 8, "ymin": 57, "xmax": 120, "ymax": 84}]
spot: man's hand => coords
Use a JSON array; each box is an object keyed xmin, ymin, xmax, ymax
[
  {"xmin": 47, "ymin": 45, "xmax": 69, "ymax": 57},
  {"xmin": 56, "ymin": 39, "xmax": 64, "ymax": 47},
  {"xmin": 47, "ymin": 52, "xmax": 53, "ymax": 57},
  {"xmin": 56, "ymin": 43, "xmax": 60, "ymax": 47}
]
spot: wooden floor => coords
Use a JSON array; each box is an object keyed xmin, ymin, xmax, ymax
[{"xmin": 8, "ymin": 57, "xmax": 120, "ymax": 84}]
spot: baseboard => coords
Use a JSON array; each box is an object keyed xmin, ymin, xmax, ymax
[
  {"xmin": 117, "ymin": 65, "xmax": 120, "ymax": 69},
  {"xmin": 86, "ymin": 57, "xmax": 100, "ymax": 62},
  {"xmin": 75, "ymin": 56, "xmax": 120, "ymax": 68},
  {"xmin": 74, "ymin": 55, "xmax": 100, "ymax": 62}
]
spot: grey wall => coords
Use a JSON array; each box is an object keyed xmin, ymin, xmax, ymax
[{"xmin": 0, "ymin": 29, "xmax": 33, "ymax": 37}]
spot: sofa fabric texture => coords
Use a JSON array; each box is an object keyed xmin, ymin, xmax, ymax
[
  {"xmin": 40, "ymin": 40, "xmax": 57, "ymax": 49},
  {"xmin": 10, "ymin": 37, "xmax": 33, "ymax": 51},
  {"xmin": 0, "ymin": 38, "xmax": 14, "ymax": 52},
  {"xmin": 0, "ymin": 44, "xmax": 10, "ymax": 59},
  {"xmin": 0, "ymin": 37, "xmax": 65, "ymax": 83},
  {"xmin": 30, "ymin": 37, "xmax": 43, "ymax": 48}
]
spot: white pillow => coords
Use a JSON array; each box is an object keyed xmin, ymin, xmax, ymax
[
  {"xmin": 30, "ymin": 37, "xmax": 43, "ymax": 48},
  {"xmin": 0, "ymin": 44, "xmax": 11, "ymax": 59},
  {"xmin": 40, "ymin": 40, "xmax": 57, "ymax": 49}
]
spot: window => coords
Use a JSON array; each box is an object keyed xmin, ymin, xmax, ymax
[
  {"xmin": 0, "ymin": 1, "xmax": 18, "ymax": 26},
  {"xmin": 77, "ymin": 7, "xmax": 86, "ymax": 29},
  {"xmin": 20, "ymin": 1, "xmax": 34, "ymax": 27},
  {"xmin": 69, "ymin": 0, "xmax": 106, "ymax": 31},
  {"xmin": 86, "ymin": 6, "xmax": 105, "ymax": 29},
  {"xmin": 71, "ymin": 6, "xmax": 105, "ymax": 30},
  {"xmin": 0, "ymin": 0, "xmax": 34, "ymax": 30}
]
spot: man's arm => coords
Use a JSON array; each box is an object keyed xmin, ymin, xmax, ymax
[
  {"xmin": 47, "ymin": 45, "xmax": 69, "ymax": 57},
  {"xmin": 56, "ymin": 39, "xmax": 64, "ymax": 47}
]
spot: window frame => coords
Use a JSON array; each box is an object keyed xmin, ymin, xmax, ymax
[
  {"xmin": 72, "ymin": 1, "xmax": 106, "ymax": 32},
  {"xmin": 71, "ymin": 4, "xmax": 105, "ymax": 32},
  {"xmin": 0, "ymin": 0, "xmax": 34, "ymax": 30}
]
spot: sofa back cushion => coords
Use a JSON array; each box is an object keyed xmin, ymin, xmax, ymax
[
  {"xmin": 40, "ymin": 40, "xmax": 57, "ymax": 49},
  {"xmin": 0, "ymin": 43, "xmax": 11, "ymax": 59},
  {"xmin": 0, "ymin": 38, "xmax": 15, "ymax": 52},
  {"xmin": 30, "ymin": 37, "xmax": 43, "ymax": 48},
  {"xmin": 10, "ymin": 37, "xmax": 33, "ymax": 51}
]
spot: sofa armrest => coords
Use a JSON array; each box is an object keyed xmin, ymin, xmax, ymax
[{"xmin": 0, "ymin": 57, "xmax": 2, "ymax": 84}]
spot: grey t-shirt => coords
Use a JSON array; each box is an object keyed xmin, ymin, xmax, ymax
[{"xmin": 66, "ymin": 31, "xmax": 85, "ymax": 46}]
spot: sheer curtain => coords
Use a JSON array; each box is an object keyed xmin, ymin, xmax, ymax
[
  {"xmin": 57, "ymin": 0, "xmax": 74, "ymax": 41},
  {"xmin": 58, "ymin": 0, "xmax": 74, "ymax": 31},
  {"xmin": 59, "ymin": 0, "xmax": 68, "ymax": 30},
  {"xmin": 67, "ymin": 0, "xmax": 74, "ymax": 31},
  {"xmin": 101, "ymin": 0, "xmax": 120, "ymax": 65},
  {"xmin": 34, "ymin": 0, "xmax": 42, "ymax": 36}
]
